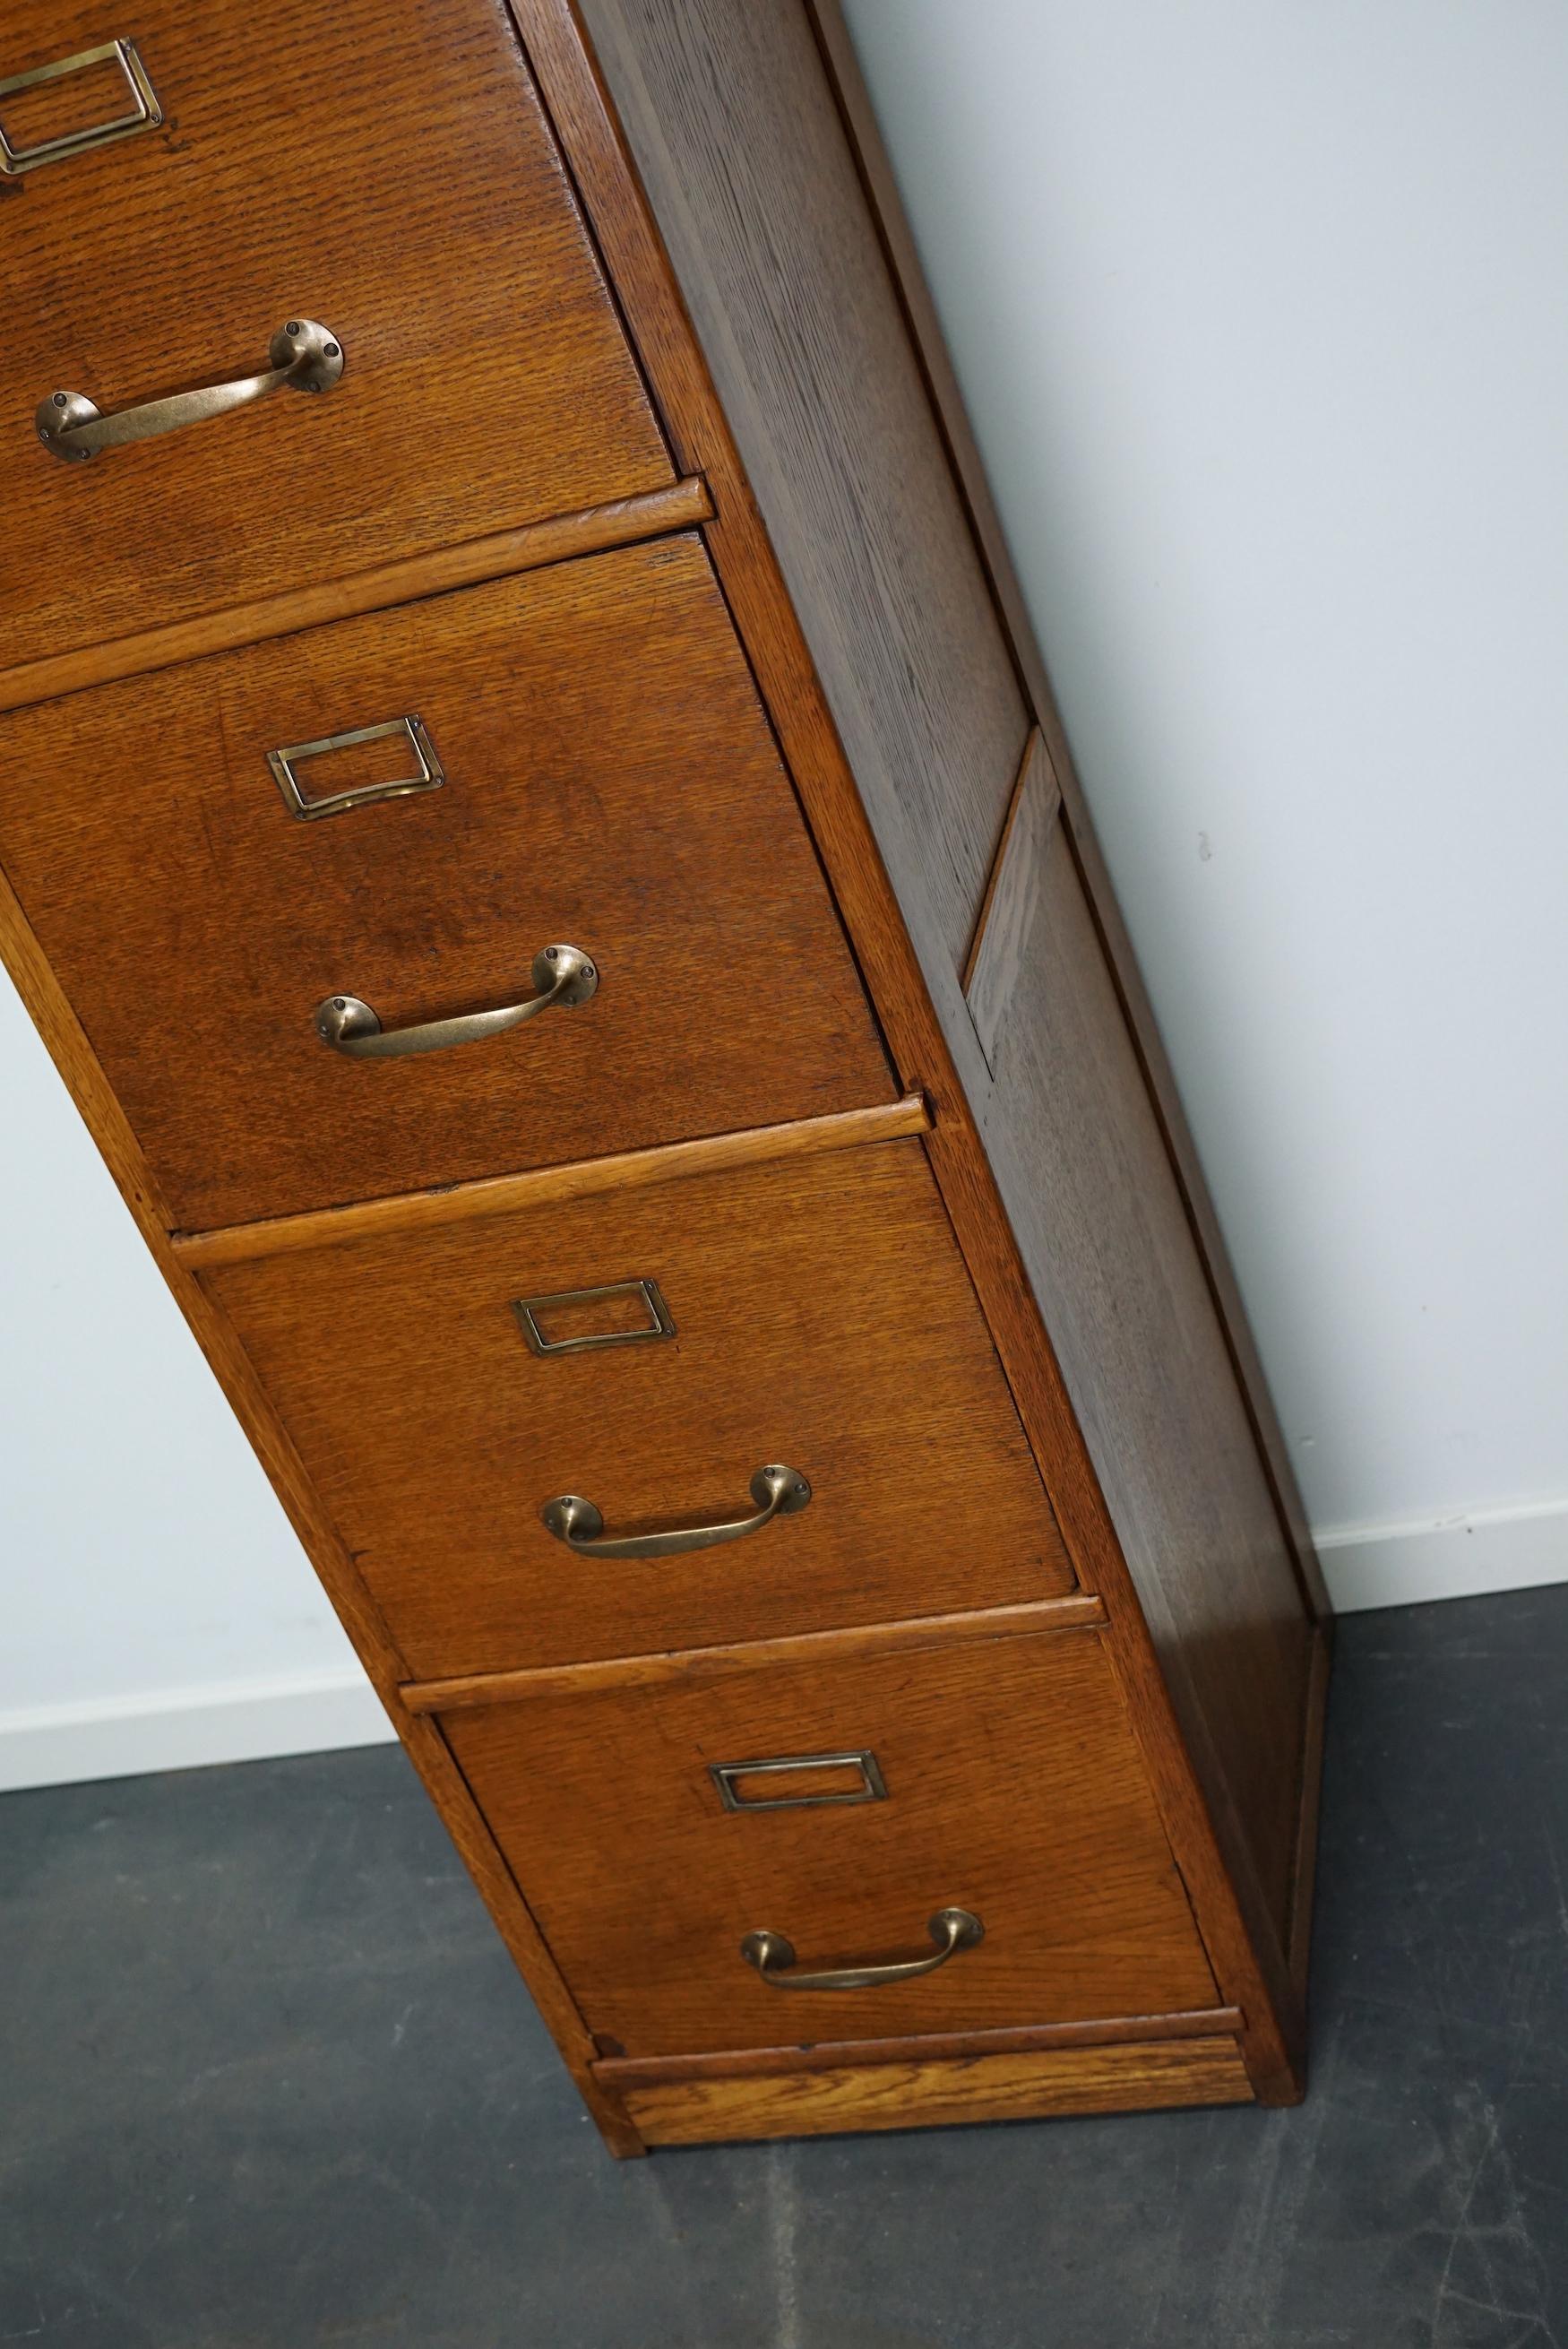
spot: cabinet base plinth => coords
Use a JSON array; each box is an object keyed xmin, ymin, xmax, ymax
[{"xmin": 607, "ymin": 2034, "xmax": 1254, "ymax": 2149}]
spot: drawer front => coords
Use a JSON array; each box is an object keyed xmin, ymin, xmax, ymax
[
  {"xmin": 0, "ymin": 535, "xmax": 893, "ymax": 1228},
  {"xmin": 0, "ymin": 0, "xmax": 674, "ymax": 669},
  {"xmin": 203, "ymin": 1141, "xmax": 1077, "ymax": 1675},
  {"xmin": 441, "ymin": 1628, "xmax": 1219, "ymax": 2057}
]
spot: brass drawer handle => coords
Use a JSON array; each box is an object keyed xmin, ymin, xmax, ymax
[
  {"xmin": 541, "ymin": 1463, "xmax": 811, "ymax": 1562},
  {"xmin": 36, "ymin": 318, "xmax": 344, "ymax": 463},
  {"xmin": 314, "ymin": 945, "xmax": 599, "ymax": 1060},
  {"xmin": 741, "ymin": 1908, "xmax": 985, "ymax": 1992}
]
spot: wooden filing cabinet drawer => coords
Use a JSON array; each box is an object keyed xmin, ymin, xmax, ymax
[
  {"xmin": 438, "ymin": 1625, "xmax": 1219, "ymax": 2059},
  {"xmin": 0, "ymin": 0, "xmax": 675, "ymax": 669},
  {"xmin": 202, "ymin": 1140, "xmax": 1076, "ymax": 1676},
  {"xmin": 0, "ymin": 535, "xmax": 892, "ymax": 1229}
]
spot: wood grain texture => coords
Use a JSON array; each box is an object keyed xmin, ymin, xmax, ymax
[
  {"xmin": 962, "ymin": 730, "xmax": 1060, "ymax": 1073},
  {"xmin": 808, "ymin": 0, "xmax": 1331, "ymax": 1627},
  {"xmin": 974, "ymin": 807, "xmax": 1316, "ymax": 1950},
  {"xmin": 443, "ymin": 1627, "xmax": 1219, "ymax": 2057},
  {"xmin": 513, "ymin": 0, "xmax": 1313, "ymax": 2096},
  {"xmin": 203, "ymin": 1139, "xmax": 1075, "ymax": 1677},
  {"xmin": 0, "ymin": 0, "xmax": 674, "ymax": 671},
  {"xmin": 618, "ymin": 2036, "xmax": 1253, "ymax": 2144},
  {"xmin": 0, "ymin": 534, "xmax": 893, "ymax": 1229},
  {"xmin": 596, "ymin": 2003, "xmax": 1245, "ymax": 2084},
  {"xmin": 571, "ymin": 0, "xmax": 1030, "ymax": 978},
  {"xmin": 0, "ymin": 479, "xmax": 710, "ymax": 717},
  {"xmin": 174, "ymin": 1096, "xmax": 929, "ymax": 1269},
  {"xmin": 401, "ymin": 1595, "xmax": 1108, "ymax": 1714},
  {"xmin": 0, "ymin": 858, "xmax": 642, "ymax": 2155}
]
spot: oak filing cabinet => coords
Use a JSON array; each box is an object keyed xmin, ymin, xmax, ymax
[{"xmin": 0, "ymin": 0, "xmax": 1331, "ymax": 2153}]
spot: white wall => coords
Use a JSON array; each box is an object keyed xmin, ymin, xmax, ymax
[
  {"xmin": 0, "ymin": 979, "xmax": 389, "ymax": 1788},
  {"xmin": 4, "ymin": 3, "xmax": 1565, "ymax": 1787},
  {"xmin": 840, "ymin": 0, "xmax": 1568, "ymax": 1610}
]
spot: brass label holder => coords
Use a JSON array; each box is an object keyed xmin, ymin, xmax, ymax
[
  {"xmin": 0, "ymin": 39, "xmax": 163, "ymax": 176},
  {"xmin": 268, "ymin": 715, "xmax": 444, "ymax": 822},
  {"xmin": 513, "ymin": 1278, "xmax": 676, "ymax": 1359},
  {"xmin": 711, "ymin": 1750, "xmax": 888, "ymax": 1813}
]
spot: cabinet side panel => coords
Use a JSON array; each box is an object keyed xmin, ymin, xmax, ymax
[
  {"xmin": 573, "ymin": 0, "xmax": 1029, "ymax": 980},
  {"xmin": 809, "ymin": 0, "xmax": 1329, "ymax": 1627},
  {"xmin": 977, "ymin": 801, "xmax": 1316, "ymax": 1942}
]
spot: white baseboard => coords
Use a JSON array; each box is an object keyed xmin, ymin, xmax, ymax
[
  {"xmin": 0, "ymin": 1666, "xmax": 396, "ymax": 1795},
  {"xmin": 4, "ymin": 1500, "xmax": 1567, "ymax": 1792},
  {"xmin": 1315, "ymin": 1493, "xmax": 1568, "ymax": 1612}
]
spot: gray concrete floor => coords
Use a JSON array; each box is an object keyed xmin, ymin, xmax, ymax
[{"xmin": 4, "ymin": 1586, "xmax": 1567, "ymax": 2348}]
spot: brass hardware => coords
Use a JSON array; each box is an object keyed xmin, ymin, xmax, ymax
[
  {"xmin": 36, "ymin": 318, "xmax": 344, "ymax": 463},
  {"xmin": 541, "ymin": 1464, "xmax": 811, "ymax": 1562},
  {"xmin": 711, "ymin": 1750, "xmax": 887, "ymax": 1812},
  {"xmin": 740, "ymin": 1909, "xmax": 984, "ymax": 1992},
  {"xmin": 313, "ymin": 945, "xmax": 598, "ymax": 1060},
  {"xmin": 267, "ymin": 716, "xmax": 444, "ymax": 823},
  {"xmin": 513, "ymin": 1278, "xmax": 676, "ymax": 1359},
  {"xmin": 0, "ymin": 39, "xmax": 162, "ymax": 175}
]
